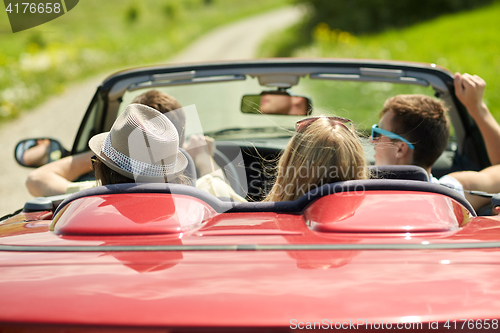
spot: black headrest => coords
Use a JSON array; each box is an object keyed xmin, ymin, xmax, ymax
[{"xmin": 369, "ymin": 165, "xmax": 429, "ymax": 181}]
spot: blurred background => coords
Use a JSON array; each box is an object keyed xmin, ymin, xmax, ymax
[
  {"xmin": 259, "ymin": 0, "xmax": 500, "ymax": 116},
  {"xmin": 0, "ymin": 0, "xmax": 289, "ymax": 120},
  {"xmin": 1, "ymin": 0, "xmax": 499, "ymax": 123},
  {"xmin": 1, "ymin": 0, "xmax": 499, "ymax": 214}
]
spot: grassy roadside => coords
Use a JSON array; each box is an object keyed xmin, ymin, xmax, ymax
[
  {"xmin": 259, "ymin": 1, "xmax": 500, "ymax": 121},
  {"xmin": 0, "ymin": 0, "xmax": 290, "ymax": 123}
]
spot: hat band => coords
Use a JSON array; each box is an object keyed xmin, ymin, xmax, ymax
[{"xmin": 101, "ymin": 135, "xmax": 178, "ymax": 177}]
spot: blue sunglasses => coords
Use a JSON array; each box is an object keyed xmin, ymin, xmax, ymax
[{"xmin": 371, "ymin": 124, "xmax": 415, "ymax": 149}]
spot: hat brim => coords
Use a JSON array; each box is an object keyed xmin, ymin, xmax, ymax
[{"xmin": 89, "ymin": 132, "xmax": 188, "ymax": 182}]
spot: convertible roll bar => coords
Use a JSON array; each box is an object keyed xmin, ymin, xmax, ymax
[{"xmin": 310, "ymin": 67, "xmax": 449, "ymax": 95}]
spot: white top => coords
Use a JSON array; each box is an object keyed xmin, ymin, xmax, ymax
[
  {"xmin": 65, "ymin": 174, "xmax": 247, "ymax": 203},
  {"xmin": 430, "ymin": 174, "xmax": 465, "ymax": 197}
]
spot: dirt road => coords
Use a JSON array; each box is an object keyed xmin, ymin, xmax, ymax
[{"xmin": 0, "ymin": 6, "xmax": 303, "ymax": 215}]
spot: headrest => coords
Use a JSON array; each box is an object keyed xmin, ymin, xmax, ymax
[{"xmin": 369, "ymin": 165, "xmax": 429, "ymax": 182}]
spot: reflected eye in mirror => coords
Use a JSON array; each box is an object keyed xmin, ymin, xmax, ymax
[
  {"xmin": 14, "ymin": 138, "xmax": 68, "ymax": 168},
  {"xmin": 241, "ymin": 91, "xmax": 312, "ymax": 116}
]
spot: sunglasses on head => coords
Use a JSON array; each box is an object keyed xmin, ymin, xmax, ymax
[
  {"xmin": 295, "ymin": 116, "xmax": 353, "ymax": 132},
  {"xmin": 371, "ymin": 124, "xmax": 415, "ymax": 149}
]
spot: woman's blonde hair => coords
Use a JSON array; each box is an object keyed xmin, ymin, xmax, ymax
[{"xmin": 264, "ymin": 117, "xmax": 368, "ymax": 202}]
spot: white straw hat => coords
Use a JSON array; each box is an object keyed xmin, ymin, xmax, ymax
[{"xmin": 89, "ymin": 103, "xmax": 187, "ymax": 182}]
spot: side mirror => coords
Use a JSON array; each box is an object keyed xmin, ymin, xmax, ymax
[
  {"xmin": 14, "ymin": 138, "xmax": 69, "ymax": 168},
  {"xmin": 241, "ymin": 91, "xmax": 312, "ymax": 116}
]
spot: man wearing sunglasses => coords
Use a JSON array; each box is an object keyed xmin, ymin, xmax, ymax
[{"xmin": 371, "ymin": 73, "xmax": 500, "ymax": 213}]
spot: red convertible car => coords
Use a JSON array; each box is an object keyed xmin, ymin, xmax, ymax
[{"xmin": 2, "ymin": 59, "xmax": 500, "ymax": 331}]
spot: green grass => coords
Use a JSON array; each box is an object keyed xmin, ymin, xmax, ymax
[
  {"xmin": 0, "ymin": 0, "xmax": 290, "ymax": 122},
  {"xmin": 259, "ymin": 1, "xmax": 500, "ymax": 122}
]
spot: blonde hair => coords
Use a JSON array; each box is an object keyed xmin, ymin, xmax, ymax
[{"xmin": 264, "ymin": 117, "xmax": 368, "ymax": 202}]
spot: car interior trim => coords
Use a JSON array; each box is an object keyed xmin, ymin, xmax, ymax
[
  {"xmin": 2, "ymin": 242, "xmax": 500, "ymax": 253},
  {"xmin": 152, "ymin": 70, "xmax": 196, "ymax": 82},
  {"xmin": 310, "ymin": 73, "xmax": 429, "ymax": 87},
  {"xmin": 127, "ymin": 74, "xmax": 247, "ymax": 92},
  {"xmin": 52, "ymin": 178, "xmax": 476, "ymax": 217}
]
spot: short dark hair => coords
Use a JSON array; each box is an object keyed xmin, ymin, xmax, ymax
[
  {"xmin": 381, "ymin": 94, "xmax": 449, "ymax": 169},
  {"xmin": 132, "ymin": 90, "xmax": 186, "ymax": 145}
]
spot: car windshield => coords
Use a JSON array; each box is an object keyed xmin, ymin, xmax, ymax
[{"xmin": 119, "ymin": 76, "xmax": 443, "ymax": 140}]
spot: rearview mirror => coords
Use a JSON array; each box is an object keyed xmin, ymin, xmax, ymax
[
  {"xmin": 241, "ymin": 91, "xmax": 312, "ymax": 116},
  {"xmin": 15, "ymin": 138, "xmax": 69, "ymax": 168}
]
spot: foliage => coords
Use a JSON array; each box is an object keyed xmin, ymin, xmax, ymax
[
  {"xmin": 260, "ymin": 1, "xmax": 500, "ymax": 122},
  {"xmin": 125, "ymin": 3, "xmax": 140, "ymax": 24},
  {"xmin": 258, "ymin": 19, "xmax": 312, "ymax": 58},
  {"xmin": 0, "ymin": 0, "xmax": 289, "ymax": 123},
  {"xmin": 295, "ymin": 0, "xmax": 494, "ymax": 34}
]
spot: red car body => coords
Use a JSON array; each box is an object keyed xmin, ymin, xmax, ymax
[
  {"xmin": 3, "ymin": 59, "xmax": 500, "ymax": 331},
  {"xmin": 1, "ymin": 180, "xmax": 500, "ymax": 331}
]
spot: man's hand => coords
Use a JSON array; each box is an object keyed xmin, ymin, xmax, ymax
[
  {"xmin": 453, "ymin": 72, "xmax": 500, "ymax": 165},
  {"xmin": 454, "ymin": 73, "xmax": 487, "ymax": 119}
]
